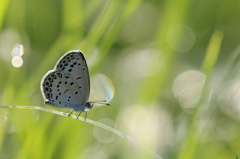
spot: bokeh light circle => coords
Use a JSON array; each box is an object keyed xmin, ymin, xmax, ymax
[
  {"xmin": 218, "ymin": 81, "xmax": 240, "ymax": 120},
  {"xmin": 123, "ymin": 105, "xmax": 149, "ymax": 130},
  {"xmin": 93, "ymin": 118, "xmax": 116, "ymax": 143},
  {"xmin": 172, "ymin": 70, "xmax": 206, "ymax": 111},
  {"xmin": 122, "ymin": 105, "xmax": 168, "ymax": 146},
  {"xmin": 11, "ymin": 56, "xmax": 23, "ymax": 68},
  {"xmin": 167, "ymin": 24, "xmax": 195, "ymax": 52},
  {"xmin": 11, "ymin": 44, "xmax": 24, "ymax": 57},
  {"xmin": 89, "ymin": 74, "xmax": 115, "ymax": 103}
]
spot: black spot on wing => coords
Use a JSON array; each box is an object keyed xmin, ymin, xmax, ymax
[{"xmin": 64, "ymin": 89, "xmax": 69, "ymax": 94}]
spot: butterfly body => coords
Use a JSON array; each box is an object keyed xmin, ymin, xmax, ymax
[{"xmin": 41, "ymin": 50, "xmax": 95, "ymax": 116}]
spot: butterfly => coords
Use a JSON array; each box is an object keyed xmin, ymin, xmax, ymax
[{"xmin": 40, "ymin": 50, "xmax": 110, "ymax": 120}]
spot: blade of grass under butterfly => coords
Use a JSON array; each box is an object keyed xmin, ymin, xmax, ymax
[{"xmin": 0, "ymin": 105, "xmax": 162, "ymax": 159}]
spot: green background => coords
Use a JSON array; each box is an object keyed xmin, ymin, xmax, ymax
[{"xmin": 0, "ymin": 0, "xmax": 240, "ymax": 158}]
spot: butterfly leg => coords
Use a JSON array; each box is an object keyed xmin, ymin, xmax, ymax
[
  {"xmin": 76, "ymin": 111, "xmax": 82, "ymax": 119},
  {"xmin": 68, "ymin": 105, "xmax": 78, "ymax": 117},
  {"xmin": 84, "ymin": 112, "xmax": 87, "ymax": 121},
  {"xmin": 76, "ymin": 111, "xmax": 87, "ymax": 121},
  {"xmin": 68, "ymin": 109, "xmax": 74, "ymax": 117}
]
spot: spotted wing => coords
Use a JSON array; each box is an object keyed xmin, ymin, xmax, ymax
[
  {"xmin": 54, "ymin": 50, "xmax": 90, "ymax": 104},
  {"xmin": 41, "ymin": 70, "xmax": 84, "ymax": 109}
]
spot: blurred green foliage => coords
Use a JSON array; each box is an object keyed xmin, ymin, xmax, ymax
[{"xmin": 0, "ymin": 0, "xmax": 240, "ymax": 158}]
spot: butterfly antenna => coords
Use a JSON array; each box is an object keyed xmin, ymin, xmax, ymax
[
  {"xmin": 95, "ymin": 102, "xmax": 111, "ymax": 106},
  {"xmin": 89, "ymin": 100, "xmax": 111, "ymax": 106}
]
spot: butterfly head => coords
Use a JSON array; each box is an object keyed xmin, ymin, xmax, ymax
[{"xmin": 84, "ymin": 102, "xmax": 94, "ymax": 111}]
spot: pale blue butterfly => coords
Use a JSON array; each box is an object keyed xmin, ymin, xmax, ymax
[{"xmin": 41, "ymin": 50, "xmax": 109, "ymax": 119}]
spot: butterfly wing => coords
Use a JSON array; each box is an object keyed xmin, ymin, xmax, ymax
[
  {"xmin": 54, "ymin": 50, "xmax": 90, "ymax": 104},
  {"xmin": 41, "ymin": 70, "xmax": 85, "ymax": 109}
]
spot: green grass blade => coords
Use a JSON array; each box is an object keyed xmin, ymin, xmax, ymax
[
  {"xmin": 0, "ymin": 0, "xmax": 10, "ymax": 31},
  {"xmin": 201, "ymin": 31, "xmax": 223, "ymax": 75},
  {"xmin": 0, "ymin": 105, "xmax": 162, "ymax": 159}
]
